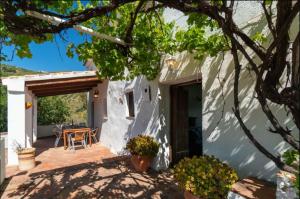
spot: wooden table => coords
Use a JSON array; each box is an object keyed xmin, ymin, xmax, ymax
[{"xmin": 63, "ymin": 128, "xmax": 92, "ymax": 150}]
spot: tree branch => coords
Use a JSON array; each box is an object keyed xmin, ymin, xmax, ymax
[
  {"xmin": 261, "ymin": 0, "xmax": 276, "ymax": 39},
  {"xmin": 231, "ymin": 41, "xmax": 297, "ymax": 174},
  {"xmin": 1, "ymin": 0, "xmax": 137, "ymax": 38},
  {"xmin": 124, "ymin": 1, "xmax": 145, "ymax": 44}
]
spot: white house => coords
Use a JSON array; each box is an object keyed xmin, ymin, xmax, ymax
[
  {"xmin": 84, "ymin": 6, "xmax": 298, "ymax": 182},
  {"xmin": 1, "ymin": 2, "xmax": 298, "ymax": 183}
]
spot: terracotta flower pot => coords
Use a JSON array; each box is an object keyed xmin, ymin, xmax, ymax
[
  {"xmin": 17, "ymin": 148, "xmax": 36, "ymax": 171},
  {"xmin": 184, "ymin": 191, "xmax": 201, "ymax": 199},
  {"xmin": 130, "ymin": 155, "xmax": 153, "ymax": 172}
]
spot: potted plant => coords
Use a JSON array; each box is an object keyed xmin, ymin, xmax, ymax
[
  {"xmin": 125, "ymin": 135, "xmax": 159, "ymax": 172},
  {"xmin": 173, "ymin": 155, "xmax": 238, "ymax": 199},
  {"xmin": 276, "ymin": 150, "xmax": 299, "ymax": 198},
  {"xmin": 14, "ymin": 143, "xmax": 36, "ymax": 171}
]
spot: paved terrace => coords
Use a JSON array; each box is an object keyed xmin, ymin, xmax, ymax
[
  {"xmin": 0, "ymin": 137, "xmax": 276, "ymax": 199},
  {"xmin": 1, "ymin": 137, "xmax": 182, "ymax": 199}
]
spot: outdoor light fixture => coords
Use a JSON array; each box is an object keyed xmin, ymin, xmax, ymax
[
  {"xmin": 25, "ymin": 102, "xmax": 32, "ymax": 109},
  {"xmin": 165, "ymin": 57, "xmax": 179, "ymax": 70},
  {"xmin": 93, "ymin": 90, "xmax": 99, "ymax": 98}
]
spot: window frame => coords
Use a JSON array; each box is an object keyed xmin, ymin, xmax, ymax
[{"xmin": 125, "ymin": 90, "xmax": 135, "ymax": 119}]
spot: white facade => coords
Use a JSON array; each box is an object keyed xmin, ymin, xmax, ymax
[
  {"xmin": 87, "ymin": 10, "xmax": 298, "ymax": 182},
  {"xmin": 87, "ymin": 75, "xmax": 171, "ymax": 170}
]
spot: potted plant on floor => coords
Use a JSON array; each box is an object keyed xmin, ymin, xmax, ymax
[
  {"xmin": 276, "ymin": 150, "xmax": 299, "ymax": 198},
  {"xmin": 125, "ymin": 135, "xmax": 159, "ymax": 172},
  {"xmin": 173, "ymin": 155, "xmax": 238, "ymax": 199},
  {"xmin": 14, "ymin": 143, "xmax": 36, "ymax": 171}
]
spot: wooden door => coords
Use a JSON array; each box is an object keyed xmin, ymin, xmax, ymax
[{"xmin": 170, "ymin": 85, "xmax": 189, "ymax": 164}]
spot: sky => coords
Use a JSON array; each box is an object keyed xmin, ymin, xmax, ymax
[{"xmin": 2, "ymin": 29, "xmax": 89, "ymax": 72}]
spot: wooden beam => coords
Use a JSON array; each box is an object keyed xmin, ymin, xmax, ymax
[
  {"xmin": 36, "ymin": 88, "xmax": 91, "ymax": 97},
  {"xmin": 34, "ymin": 86, "xmax": 92, "ymax": 95},
  {"xmin": 29, "ymin": 82, "xmax": 98, "ymax": 92},
  {"xmin": 26, "ymin": 76, "xmax": 101, "ymax": 87}
]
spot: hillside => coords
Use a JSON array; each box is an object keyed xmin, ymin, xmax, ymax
[
  {"xmin": 0, "ymin": 63, "xmax": 41, "ymax": 77},
  {"xmin": 0, "ymin": 64, "xmax": 87, "ymax": 132}
]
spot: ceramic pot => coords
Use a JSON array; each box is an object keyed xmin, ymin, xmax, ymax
[
  {"xmin": 184, "ymin": 191, "xmax": 201, "ymax": 199},
  {"xmin": 130, "ymin": 155, "xmax": 152, "ymax": 172},
  {"xmin": 17, "ymin": 148, "xmax": 36, "ymax": 171}
]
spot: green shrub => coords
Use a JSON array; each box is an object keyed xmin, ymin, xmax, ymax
[
  {"xmin": 125, "ymin": 135, "xmax": 159, "ymax": 158},
  {"xmin": 37, "ymin": 96, "xmax": 70, "ymax": 125},
  {"xmin": 0, "ymin": 86, "xmax": 7, "ymax": 132},
  {"xmin": 282, "ymin": 149, "xmax": 299, "ymax": 166},
  {"xmin": 282, "ymin": 149, "xmax": 299, "ymax": 195},
  {"xmin": 173, "ymin": 155, "xmax": 238, "ymax": 199}
]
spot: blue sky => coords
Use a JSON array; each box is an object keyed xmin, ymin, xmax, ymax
[{"xmin": 3, "ymin": 29, "xmax": 90, "ymax": 72}]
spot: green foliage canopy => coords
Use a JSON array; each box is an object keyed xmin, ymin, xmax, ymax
[
  {"xmin": 0, "ymin": 1, "xmax": 228, "ymax": 80},
  {"xmin": 37, "ymin": 96, "xmax": 70, "ymax": 125}
]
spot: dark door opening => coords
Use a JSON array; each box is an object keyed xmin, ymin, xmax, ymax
[{"xmin": 170, "ymin": 82, "xmax": 202, "ymax": 164}]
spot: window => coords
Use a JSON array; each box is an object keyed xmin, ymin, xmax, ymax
[{"xmin": 126, "ymin": 91, "xmax": 135, "ymax": 117}]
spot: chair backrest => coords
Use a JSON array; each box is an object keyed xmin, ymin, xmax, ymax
[
  {"xmin": 92, "ymin": 128, "xmax": 99, "ymax": 136},
  {"xmin": 74, "ymin": 131, "xmax": 86, "ymax": 141}
]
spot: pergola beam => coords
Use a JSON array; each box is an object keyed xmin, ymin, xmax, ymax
[
  {"xmin": 35, "ymin": 88, "xmax": 92, "ymax": 97},
  {"xmin": 26, "ymin": 76, "xmax": 101, "ymax": 87},
  {"xmin": 25, "ymin": 11, "xmax": 128, "ymax": 46},
  {"xmin": 29, "ymin": 83, "xmax": 98, "ymax": 92}
]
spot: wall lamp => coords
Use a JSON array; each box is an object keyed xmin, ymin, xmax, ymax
[
  {"xmin": 93, "ymin": 90, "xmax": 99, "ymax": 98},
  {"xmin": 165, "ymin": 56, "xmax": 179, "ymax": 70}
]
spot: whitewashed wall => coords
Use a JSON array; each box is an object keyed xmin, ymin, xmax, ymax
[
  {"xmin": 91, "ymin": 77, "xmax": 171, "ymax": 170},
  {"xmin": 33, "ymin": 97, "xmax": 38, "ymax": 142},
  {"xmin": 158, "ymin": 15, "xmax": 299, "ymax": 182},
  {"xmin": 37, "ymin": 125, "xmax": 56, "ymax": 138},
  {"xmin": 0, "ymin": 133, "xmax": 8, "ymax": 149},
  {"xmin": 3, "ymin": 78, "xmax": 26, "ymax": 165},
  {"xmin": 0, "ymin": 138, "xmax": 5, "ymax": 185}
]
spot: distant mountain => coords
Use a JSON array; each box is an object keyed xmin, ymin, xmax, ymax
[{"xmin": 0, "ymin": 64, "xmax": 41, "ymax": 77}]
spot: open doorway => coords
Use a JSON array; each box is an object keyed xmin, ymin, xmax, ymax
[{"xmin": 170, "ymin": 81, "xmax": 202, "ymax": 164}]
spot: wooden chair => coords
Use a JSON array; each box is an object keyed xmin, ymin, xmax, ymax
[
  {"xmin": 53, "ymin": 124, "xmax": 63, "ymax": 147},
  {"xmin": 68, "ymin": 130, "xmax": 87, "ymax": 151},
  {"xmin": 91, "ymin": 128, "xmax": 99, "ymax": 143}
]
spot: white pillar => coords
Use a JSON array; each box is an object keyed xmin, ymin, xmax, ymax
[
  {"xmin": 87, "ymin": 91, "xmax": 93, "ymax": 128},
  {"xmin": 25, "ymin": 89, "xmax": 34, "ymax": 147},
  {"xmin": 4, "ymin": 78, "xmax": 26, "ymax": 165},
  {"xmin": 32, "ymin": 96, "xmax": 38, "ymax": 143}
]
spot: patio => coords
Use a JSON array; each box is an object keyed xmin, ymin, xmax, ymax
[{"xmin": 1, "ymin": 137, "xmax": 182, "ymax": 199}]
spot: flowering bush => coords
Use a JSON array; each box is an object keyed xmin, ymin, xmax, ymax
[
  {"xmin": 126, "ymin": 135, "xmax": 159, "ymax": 158},
  {"xmin": 282, "ymin": 150, "xmax": 299, "ymax": 196},
  {"xmin": 173, "ymin": 155, "xmax": 238, "ymax": 199}
]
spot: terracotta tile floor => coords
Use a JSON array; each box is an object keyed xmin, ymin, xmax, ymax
[{"xmin": 1, "ymin": 137, "xmax": 182, "ymax": 199}]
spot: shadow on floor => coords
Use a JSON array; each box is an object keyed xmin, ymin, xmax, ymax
[
  {"xmin": 3, "ymin": 157, "xmax": 182, "ymax": 199},
  {"xmin": 33, "ymin": 136, "xmax": 65, "ymax": 157}
]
